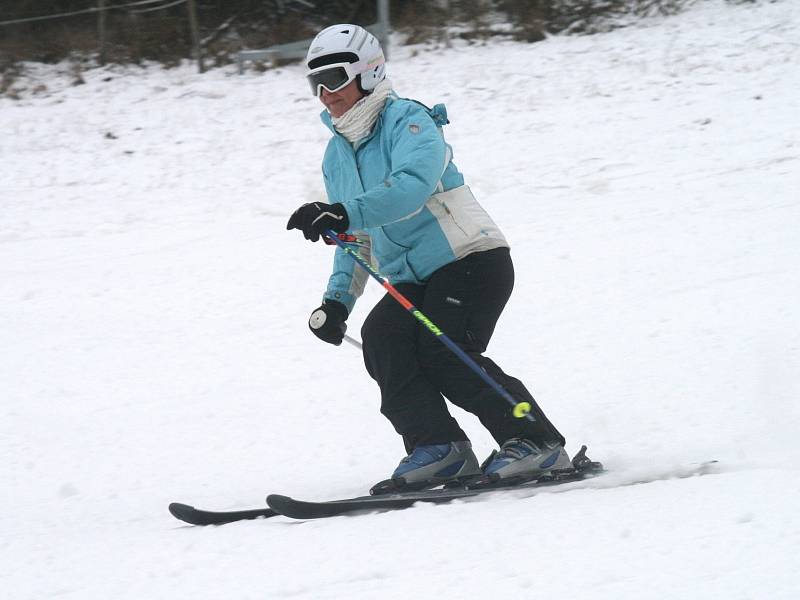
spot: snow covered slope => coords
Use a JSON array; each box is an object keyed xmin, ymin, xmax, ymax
[{"xmin": 2, "ymin": 1, "xmax": 799, "ymax": 598}]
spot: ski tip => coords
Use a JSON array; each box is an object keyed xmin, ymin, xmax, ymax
[
  {"xmin": 267, "ymin": 492, "xmax": 426, "ymax": 519},
  {"xmin": 265, "ymin": 494, "xmax": 292, "ymax": 507},
  {"xmin": 266, "ymin": 494, "xmax": 301, "ymax": 517},
  {"xmin": 267, "ymin": 494, "xmax": 335, "ymax": 519},
  {"xmin": 169, "ymin": 502, "xmax": 194, "ymax": 514},
  {"xmin": 169, "ymin": 502, "xmax": 200, "ymax": 524}
]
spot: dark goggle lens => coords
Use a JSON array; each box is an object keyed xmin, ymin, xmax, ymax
[{"xmin": 307, "ymin": 66, "xmax": 350, "ymax": 96}]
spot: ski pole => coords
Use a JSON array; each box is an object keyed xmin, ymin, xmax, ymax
[
  {"xmin": 343, "ymin": 334, "xmax": 362, "ymax": 350},
  {"xmin": 324, "ymin": 230, "xmax": 533, "ymax": 421}
]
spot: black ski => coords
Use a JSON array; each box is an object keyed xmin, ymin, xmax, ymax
[
  {"xmin": 168, "ymin": 502, "xmax": 277, "ymax": 526},
  {"xmin": 168, "ymin": 445, "xmax": 600, "ymax": 526},
  {"xmin": 171, "ymin": 455, "xmax": 718, "ymax": 525},
  {"xmin": 267, "ymin": 445, "xmax": 604, "ymax": 520},
  {"xmin": 266, "ymin": 456, "xmax": 722, "ymax": 521},
  {"xmin": 169, "ymin": 473, "xmax": 591, "ymax": 526},
  {"xmin": 266, "ymin": 469, "xmax": 597, "ymax": 519}
]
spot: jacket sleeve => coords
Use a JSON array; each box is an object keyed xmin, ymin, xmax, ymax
[
  {"xmin": 341, "ymin": 103, "xmax": 448, "ymax": 230},
  {"xmin": 320, "ymin": 163, "xmax": 371, "ymax": 312},
  {"xmin": 323, "ymin": 237, "xmax": 371, "ymax": 313}
]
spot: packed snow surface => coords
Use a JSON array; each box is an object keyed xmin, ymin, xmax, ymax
[{"xmin": 2, "ymin": 1, "xmax": 799, "ymax": 598}]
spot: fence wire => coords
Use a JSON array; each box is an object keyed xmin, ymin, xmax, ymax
[{"xmin": 0, "ymin": 0, "xmax": 186, "ymax": 27}]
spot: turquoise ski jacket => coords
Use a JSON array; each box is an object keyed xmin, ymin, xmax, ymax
[{"xmin": 320, "ymin": 96, "xmax": 507, "ymax": 313}]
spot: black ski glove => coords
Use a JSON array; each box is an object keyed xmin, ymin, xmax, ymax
[
  {"xmin": 308, "ymin": 300, "xmax": 349, "ymax": 346},
  {"xmin": 287, "ymin": 202, "xmax": 349, "ymax": 242}
]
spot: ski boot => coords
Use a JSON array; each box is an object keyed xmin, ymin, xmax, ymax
[
  {"xmin": 370, "ymin": 441, "xmax": 482, "ymax": 495},
  {"xmin": 482, "ymin": 438, "xmax": 573, "ymax": 482}
]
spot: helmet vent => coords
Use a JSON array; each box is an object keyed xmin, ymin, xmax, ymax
[{"xmin": 308, "ymin": 52, "xmax": 359, "ymax": 69}]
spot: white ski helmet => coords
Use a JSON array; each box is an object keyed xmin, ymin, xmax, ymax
[{"xmin": 305, "ymin": 24, "xmax": 386, "ymax": 96}]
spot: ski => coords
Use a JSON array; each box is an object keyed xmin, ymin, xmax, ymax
[
  {"xmin": 168, "ymin": 502, "xmax": 277, "ymax": 526},
  {"xmin": 168, "ymin": 445, "xmax": 600, "ymax": 526},
  {"xmin": 266, "ymin": 457, "xmax": 721, "ymax": 521},
  {"xmin": 171, "ymin": 448, "xmax": 718, "ymax": 525},
  {"xmin": 267, "ymin": 445, "xmax": 604, "ymax": 520},
  {"xmin": 169, "ymin": 467, "xmax": 598, "ymax": 525},
  {"xmin": 266, "ymin": 469, "xmax": 599, "ymax": 520}
]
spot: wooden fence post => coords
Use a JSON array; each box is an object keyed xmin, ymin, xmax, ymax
[
  {"xmin": 186, "ymin": 0, "xmax": 205, "ymax": 73},
  {"xmin": 98, "ymin": 0, "xmax": 107, "ymax": 64}
]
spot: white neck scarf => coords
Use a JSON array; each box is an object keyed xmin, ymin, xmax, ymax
[{"xmin": 332, "ymin": 79, "xmax": 394, "ymax": 145}]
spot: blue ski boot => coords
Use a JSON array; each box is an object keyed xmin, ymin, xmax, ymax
[
  {"xmin": 483, "ymin": 438, "xmax": 572, "ymax": 480},
  {"xmin": 371, "ymin": 441, "xmax": 481, "ymax": 494}
]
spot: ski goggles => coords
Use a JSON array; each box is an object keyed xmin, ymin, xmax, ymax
[{"xmin": 306, "ymin": 62, "xmax": 362, "ymax": 97}]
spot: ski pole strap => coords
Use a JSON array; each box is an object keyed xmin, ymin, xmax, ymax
[
  {"xmin": 323, "ymin": 232, "xmax": 369, "ymax": 247},
  {"xmin": 324, "ymin": 229, "xmax": 533, "ymax": 421}
]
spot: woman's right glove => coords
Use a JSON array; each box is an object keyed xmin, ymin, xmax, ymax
[{"xmin": 308, "ymin": 300, "xmax": 348, "ymax": 346}]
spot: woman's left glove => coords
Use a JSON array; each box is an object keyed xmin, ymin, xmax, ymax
[
  {"xmin": 308, "ymin": 300, "xmax": 349, "ymax": 346},
  {"xmin": 287, "ymin": 202, "xmax": 349, "ymax": 242}
]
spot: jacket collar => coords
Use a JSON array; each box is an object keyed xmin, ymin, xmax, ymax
[{"xmin": 320, "ymin": 109, "xmax": 337, "ymax": 134}]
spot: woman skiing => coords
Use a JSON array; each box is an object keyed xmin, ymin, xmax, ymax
[{"xmin": 287, "ymin": 24, "xmax": 569, "ymax": 488}]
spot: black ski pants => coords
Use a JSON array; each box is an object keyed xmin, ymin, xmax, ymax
[{"xmin": 361, "ymin": 247, "xmax": 565, "ymax": 453}]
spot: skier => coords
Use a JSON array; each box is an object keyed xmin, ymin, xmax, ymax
[{"xmin": 287, "ymin": 24, "xmax": 569, "ymax": 487}]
